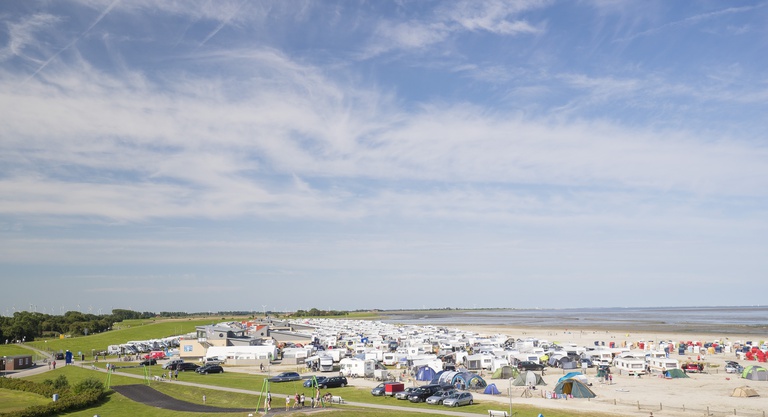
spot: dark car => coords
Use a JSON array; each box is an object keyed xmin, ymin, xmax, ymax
[
  {"xmin": 176, "ymin": 362, "xmax": 200, "ymax": 372},
  {"xmin": 395, "ymin": 387, "xmax": 417, "ymax": 400},
  {"xmin": 304, "ymin": 376, "xmax": 329, "ymax": 388},
  {"xmin": 139, "ymin": 358, "xmax": 157, "ymax": 366},
  {"xmin": 196, "ymin": 364, "xmax": 224, "ymax": 374},
  {"xmin": 408, "ymin": 384, "xmax": 443, "ymax": 403},
  {"xmin": 268, "ymin": 372, "xmax": 301, "ymax": 382},
  {"xmin": 517, "ymin": 361, "xmax": 544, "ymax": 371},
  {"xmin": 321, "ymin": 376, "xmax": 348, "ymax": 388}
]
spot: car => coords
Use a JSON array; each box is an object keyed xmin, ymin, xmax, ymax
[
  {"xmin": 320, "ymin": 376, "xmax": 348, "ymax": 388},
  {"xmin": 268, "ymin": 372, "xmax": 301, "ymax": 382},
  {"xmin": 196, "ymin": 364, "xmax": 224, "ymax": 374},
  {"xmin": 176, "ymin": 362, "xmax": 200, "ymax": 372},
  {"xmin": 443, "ymin": 392, "xmax": 473, "ymax": 407},
  {"xmin": 304, "ymin": 376, "xmax": 329, "ymax": 388},
  {"xmin": 517, "ymin": 361, "xmax": 545, "ymax": 371},
  {"xmin": 162, "ymin": 359, "xmax": 184, "ymax": 369},
  {"xmin": 408, "ymin": 384, "xmax": 443, "ymax": 403},
  {"xmin": 395, "ymin": 387, "xmax": 417, "ymax": 400},
  {"xmin": 139, "ymin": 358, "xmax": 157, "ymax": 366},
  {"xmin": 54, "ymin": 353, "xmax": 65, "ymax": 360},
  {"xmin": 682, "ymin": 362, "xmax": 703, "ymax": 373},
  {"xmin": 426, "ymin": 389, "xmax": 456, "ymax": 405},
  {"xmin": 725, "ymin": 361, "xmax": 744, "ymax": 374}
]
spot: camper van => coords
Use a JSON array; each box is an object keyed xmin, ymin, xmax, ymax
[
  {"xmin": 382, "ymin": 352, "xmax": 399, "ymax": 366},
  {"xmin": 319, "ymin": 355, "xmax": 334, "ymax": 372}
]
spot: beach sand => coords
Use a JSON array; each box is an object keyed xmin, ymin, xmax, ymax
[{"xmin": 452, "ymin": 324, "xmax": 768, "ymax": 417}]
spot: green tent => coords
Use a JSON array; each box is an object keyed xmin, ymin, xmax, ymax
[
  {"xmin": 742, "ymin": 365, "xmax": 768, "ymax": 381},
  {"xmin": 491, "ymin": 365, "xmax": 519, "ymax": 379},
  {"xmin": 665, "ymin": 369, "xmax": 689, "ymax": 378},
  {"xmin": 553, "ymin": 379, "xmax": 596, "ymax": 398}
]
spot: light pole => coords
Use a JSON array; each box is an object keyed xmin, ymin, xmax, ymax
[{"xmin": 508, "ymin": 377, "xmax": 513, "ymax": 417}]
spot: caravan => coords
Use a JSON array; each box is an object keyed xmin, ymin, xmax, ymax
[
  {"xmin": 648, "ymin": 357, "xmax": 679, "ymax": 373},
  {"xmin": 340, "ymin": 357, "xmax": 376, "ymax": 378},
  {"xmin": 614, "ymin": 357, "xmax": 646, "ymax": 376}
]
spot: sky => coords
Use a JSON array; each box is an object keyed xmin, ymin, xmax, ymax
[{"xmin": 1, "ymin": 0, "xmax": 767, "ymax": 315}]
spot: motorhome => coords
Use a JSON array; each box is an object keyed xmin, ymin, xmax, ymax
[{"xmin": 382, "ymin": 352, "xmax": 399, "ymax": 366}]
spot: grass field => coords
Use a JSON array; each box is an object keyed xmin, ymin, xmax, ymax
[
  {"xmin": 7, "ymin": 365, "xmax": 608, "ymax": 417},
  {"xmin": 0, "ymin": 388, "xmax": 51, "ymax": 412}
]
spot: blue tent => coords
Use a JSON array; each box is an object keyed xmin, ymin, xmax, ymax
[
  {"xmin": 416, "ymin": 366, "xmax": 437, "ymax": 381},
  {"xmin": 484, "ymin": 383, "xmax": 501, "ymax": 395}
]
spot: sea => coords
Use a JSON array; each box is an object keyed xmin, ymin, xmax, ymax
[{"xmin": 380, "ymin": 306, "xmax": 768, "ymax": 335}]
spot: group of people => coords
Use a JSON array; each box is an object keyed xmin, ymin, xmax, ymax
[
  {"xmin": 277, "ymin": 389, "xmax": 332, "ymax": 411},
  {"xmin": 161, "ymin": 369, "xmax": 179, "ymax": 380}
]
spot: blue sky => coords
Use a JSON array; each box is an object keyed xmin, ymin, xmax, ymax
[{"xmin": 1, "ymin": 0, "xmax": 767, "ymax": 314}]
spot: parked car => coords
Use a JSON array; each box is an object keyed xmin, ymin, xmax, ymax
[
  {"xmin": 304, "ymin": 376, "xmax": 329, "ymax": 388},
  {"xmin": 725, "ymin": 361, "xmax": 744, "ymax": 374},
  {"xmin": 268, "ymin": 372, "xmax": 301, "ymax": 382},
  {"xmin": 162, "ymin": 359, "xmax": 184, "ymax": 369},
  {"xmin": 139, "ymin": 358, "xmax": 157, "ymax": 366},
  {"xmin": 395, "ymin": 387, "xmax": 417, "ymax": 400},
  {"xmin": 426, "ymin": 389, "xmax": 456, "ymax": 405},
  {"xmin": 682, "ymin": 362, "xmax": 703, "ymax": 373},
  {"xmin": 319, "ymin": 376, "xmax": 348, "ymax": 388},
  {"xmin": 408, "ymin": 384, "xmax": 443, "ymax": 403},
  {"xmin": 443, "ymin": 392, "xmax": 473, "ymax": 407},
  {"xmin": 517, "ymin": 361, "xmax": 545, "ymax": 371},
  {"xmin": 176, "ymin": 362, "xmax": 200, "ymax": 372},
  {"xmin": 196, "ymin": 364, "xmax": 224, "ymax": 374}
]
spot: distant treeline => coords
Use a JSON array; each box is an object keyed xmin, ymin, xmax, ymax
[
  {"xmin": 293, "ymin": 308, "xmax": 348, "ymax": 317},
  {"xmin": 0, "ymin": 309, "xmax": 155, "ymax": 343}
]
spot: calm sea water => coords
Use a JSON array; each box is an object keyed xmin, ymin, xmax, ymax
[{"xmin": 381, "ymin": 306, "xmax": 768, "ymax": 335}]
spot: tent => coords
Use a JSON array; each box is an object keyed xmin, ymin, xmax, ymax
[
  {"xmin": 512, "ymin": 371, "xmax": 546, "ymax": 386},
  {"xmin": 665, "ymin": 369, "xmax": 689, "ymax": 379},
  {"xmin": 742, "ymin": 365, "xmax": 768, "ymax": 381},
  {"xmin": 731, "ymin": 386, "xmax": 759, "ymax": 397},
  {"xmin": 553, "ymin": 379, "xmax": 596, "ymax": 398},
  {"xmin": 416, "ymin": 366, "xmax": 437, "ymax": 381},
  {"xmin": 484, "ymin": 383, "xmax": 501, "ymax": 395},
  {"xmin": 433, "ymin": 370, "xmax": 487, "ymax": 389},
  {"xmin": 558, "ymin": 372, "xmax": 588, "ymax": 384},
  {"xmin": 491, "ymin": 365, "xmax": 519, "ymax": 379}
]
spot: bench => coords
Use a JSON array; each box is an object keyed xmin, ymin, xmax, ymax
[{"xmin": 488, "ymin": 410, "xmax": 509, "ymax": 417}]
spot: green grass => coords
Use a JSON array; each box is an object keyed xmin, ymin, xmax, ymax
[
  {"xmin": 0, "ymin": 344, "xmax": 42, "ymax": 357},
  {"xmin": 26, "ymin": 316, "xmax": 237, "ymax": 358},
  {"xmin": 0, "ymin": 388, "xmax": 51, "ymax": 412}
]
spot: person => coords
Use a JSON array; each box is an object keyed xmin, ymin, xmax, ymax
[
  {"xmin": 300, "ymin": 392, "xmax": 305, "ymax": 408},
  {"xmin": 285, "ymin": 395, "xmax": 290, "ymax": 411},
  {"xmin": 52, "ymin": 360, "xmax": 56, "ymax": 369},
  {"xmin": 174, "ymin": 369, "xmax": 179, "ymax": 380},
  {"xmin": 202, "ymin": 394, "xmax": 206, "ymax": 404},
  {"xmin": 315, "ymin": 388, "xmax": 321, "ymax": 408},
  {"xmin": 260, "ymin": 363, "xmax": 264, "ymax": 371},
  {"xmin": 266, "ymin": 391, "xmax": 271, "ymax": 411}
]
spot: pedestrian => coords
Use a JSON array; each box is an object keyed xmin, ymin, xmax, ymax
[
  {"xmin": 300, "ymin": 393, "xmax": 305, "ymax": 408},
  {"xmin": 608, "ymin": 373, "xmax": 613, "ymax": 384},
  {"xmin": 260, "ymin": 363, "xmax": 264, "ymax": 371},
  {"xmin": 285, "ymin": 395, "xmax": 290, "ymax": 411},
  {"xmin": 266, "ymin": 391, "xmax": 272, "ymax": 411},
  {"xmin": 203, "ymin": 394, "xmax": 206, "ymax": 404},
  {"xmin": 52, "ymin": 360, "xmax": 56, "ymax": 369},
  {"xmin": 174, "ymin": 369, "xmax": 179, "ymax": 380},
  {"xmin": 48, "ymin": 361, "xmax": 51, "ymax": 370}
]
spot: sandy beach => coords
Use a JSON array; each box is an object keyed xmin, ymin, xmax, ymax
[{"xmin": 449, "ymin": 324, "xmax": 768, "ymax": 417}]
